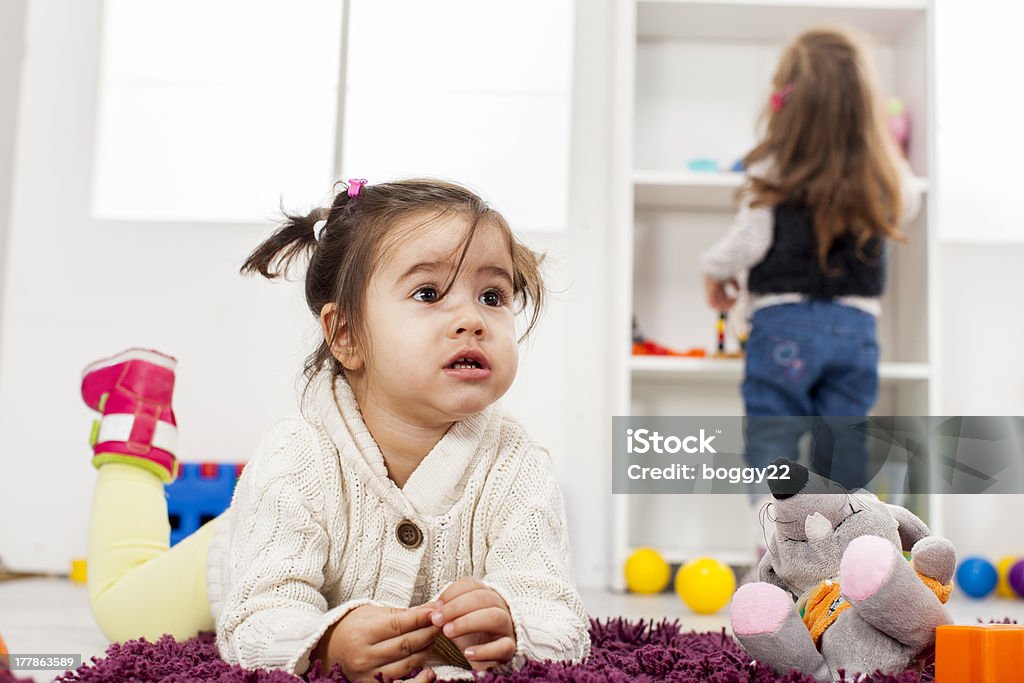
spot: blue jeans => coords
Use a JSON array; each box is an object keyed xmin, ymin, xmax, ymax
[{"xmin": 741, "ymin": 301, "xmax": 879, "ymax": 491}]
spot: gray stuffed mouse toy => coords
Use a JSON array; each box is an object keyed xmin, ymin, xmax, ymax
[{"xmin": 730, "ymin": 458, "xmax": 956, "ymax": 680}]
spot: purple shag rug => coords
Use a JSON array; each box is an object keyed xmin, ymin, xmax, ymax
[{"xmin": 2, "ymin": 618, "xmax": 938, "ymax": 683}]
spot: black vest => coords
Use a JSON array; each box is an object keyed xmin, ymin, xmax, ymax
[{"xmin": 748, "ymin": 203, "xmax": 886, "ymax": 298}]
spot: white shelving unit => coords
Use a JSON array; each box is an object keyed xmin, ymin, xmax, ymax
[
  {"xmin": 634, "ymin": 169, "xmax": 929, "ymax": 210},
  {"xmin": 610, "ymin": 0, "xmax": 936, "ymax": 590},
  {"xmin": 630, "ymin": 356, "xmax": 931, "ymax": 382}
]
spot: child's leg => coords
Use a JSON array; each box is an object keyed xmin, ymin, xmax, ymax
[
  {"xmin": 809, "ymin": 306, "xmax": 879, "ymax": 490},
  {"xmin": 810, "ymin": 416, "xmax": 873, "ymax": 490},
  {"xmin": 82, "ymin": 348, "xmax": 215, "ymax": 642},
  {"xmin": 741, "ymin": 305, "xmax": 818, "ymax": 497},
  {"xmin": 88, "ymin": 462, "xmax": 216, "ymax": 642}
]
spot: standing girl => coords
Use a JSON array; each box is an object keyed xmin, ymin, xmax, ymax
[
  {"xmin": 82, "ymin": 179, "xmax": 590, "ymax": 682},
  {"xmin": 700, "ymin": 28, "xmax": 921, "ymax": 491}
]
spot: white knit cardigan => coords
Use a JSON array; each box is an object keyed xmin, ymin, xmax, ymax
[{"xmin": 205, "ymin": 372, "xmax": 590, "ymax": 679}]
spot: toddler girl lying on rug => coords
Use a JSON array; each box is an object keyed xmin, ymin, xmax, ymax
[{"xmin": 80, "ymin": 179, "xmax": 590, "ymax": 682}]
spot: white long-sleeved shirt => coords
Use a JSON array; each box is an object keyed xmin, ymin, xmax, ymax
[
  {"xmin": 699, "ymin": 158, "xmax": 923, "ymax": 317},
  {"xmin": 205, "ymin": 372, "xmax": 590, "ymax": 679}
]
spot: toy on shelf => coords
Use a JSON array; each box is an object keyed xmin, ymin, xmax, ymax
[
  {"xmin": 886, "ymin": 97, "xmax": 910, "ymax": 157},
  {"xmin": 624, "ymin": 547, "xmax": 671, "ymax": 594},
  {"xmin": 956, "ymin": 556, "xmax": 998, "ymax": 599},
  {"xmin": 713, "ymin": 311, "xmax": 748, "ymax": 359},
  {"xmin": 633, "ymin": 339, "xmax": 706, "ymax": 358},
  {"xmin": 934, "ymin": 624, "xmax": 1024, "ymax": 683},
  {"xmin": 165, "ymin": 462, "xmax": 245, "ymax": 546},
  {"xmin": 686, "ymin": 158, "xmax": 718, "ymax": 173},
  {"xmin": 631, "ymin": 317, "xmax": 706, "ymax": 357},
  {"xmin": 675, "ymin": 557, "xmax": 735, "ymax": 614}
]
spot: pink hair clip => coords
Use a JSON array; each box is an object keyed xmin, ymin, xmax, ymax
[
  {"xmin": 347, "ymin": 178, "xmax": 368, "ymax": 198},
  {"xmin": 770, "ymin": 84, "xmax": 795, "ymax": 112}
]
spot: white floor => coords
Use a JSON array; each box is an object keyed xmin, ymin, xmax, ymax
[{"xmin": 2, "ymin": 578, "xmax": 1023, "ymax": 682}]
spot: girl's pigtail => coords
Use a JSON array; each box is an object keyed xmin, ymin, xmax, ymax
[{"xmin": 240, "ymin": 207, "xmax": 329, "ymax": 280}]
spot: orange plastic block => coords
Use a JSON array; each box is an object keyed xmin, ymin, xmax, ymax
[{"xmin": 935, "ymin": 624, "xmax": 1024, "ymax": 683}]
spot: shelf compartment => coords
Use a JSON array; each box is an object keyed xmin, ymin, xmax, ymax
[
  {"xmin": 630, "ymin": 355, "xmax": 930, "ymax": 383},
  {"xmin": 636, "ymin": 0, "xmax": 928, "ymax": 44},
  {"xmin": 634, "ymin": 170, "xmax": 744, "ymax": 210}
]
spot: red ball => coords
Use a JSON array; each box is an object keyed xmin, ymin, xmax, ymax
[{"xmin": 1009, "ymin": 559, "xmax": 1024, "ymax": 598}]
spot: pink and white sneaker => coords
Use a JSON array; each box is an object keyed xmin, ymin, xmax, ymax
[{"xmin": 81, "ymin": 348, "xmax": 179, "ymax": 483}]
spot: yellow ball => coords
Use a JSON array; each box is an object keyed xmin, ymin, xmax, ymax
[
  {"xmin": 675, "ymin": 557, "xmax": 736, "ymax": 614},
  {"xmin": 997, "ymin": 556, "xmax": 1018, "ymax": 598},
  {"xmin": 624, "ymin": 548, "xmax": 671, "ymax": 594},
  {"xmin": 69, "ymin": 558, "xmax": 88, "ymax": 585}
]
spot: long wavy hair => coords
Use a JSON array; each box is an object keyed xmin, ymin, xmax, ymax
[{"xmin": 744, "ymin": 27, "xmax": 907, "ymax": 268}]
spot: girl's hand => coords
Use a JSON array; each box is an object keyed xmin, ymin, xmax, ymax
[
  {"xmin": 311, "ymin": 603, "xmax": 441, "ymax": 682},
  {"xmin": 431, "ymin": 577, "xmax": 517, "ymax": 671},
  {"xmin": 705, "ymin": 275, "xmax": 739, "ymax": 311}
]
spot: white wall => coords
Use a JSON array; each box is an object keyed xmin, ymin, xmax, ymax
[
  {"xmin": 502, "ymin": 0, "xmax": 615, "ymax": 587},
  {"xmin": 938, "ymin": 246, "xmax": 1024, "ymax": 415},
  {"xmin": 936, "ymin": 245, "xmax": 1024, "ymax": 557},
  {"xmin": 0, "ymin": 0, "xmax": 27, "ymax": 352},
  {"xmin": 0, "ymin": 0, "xmax": 616, "ymax": 588},
  {"xmin": 0, "ymin": 0, "xmax": 316, "ymax": 573},
  {"xmin": 932, "ymin": 0, "xmax": 1024, "ymax": 556},
  {"xmin": 933, "ymin": 2, "xmax": 1024, "ymax": 243}
]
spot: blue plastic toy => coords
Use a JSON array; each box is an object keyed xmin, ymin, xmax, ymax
[
  {"xmin": 956, "ymin": 556, "xmax": 998, "ymax": 599},
  {"xmin": 686, "ymin": 158, "xmax": 718, "ymax": 173},
  {"xmin": 165, "ymin": 462, "xmax": 244, "ymax": 546}
]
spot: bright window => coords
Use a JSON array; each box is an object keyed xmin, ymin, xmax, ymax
[
  {"xmin": 92, "ymin": 0, "xmax": 343, "ymax": 223},
  {"xmin": 92, "ymin": 1, "xmax": 575, "ymax": 230},
  {"xmin": 341, "ymin": 0, "xmax": 575, "ymax": 232}
]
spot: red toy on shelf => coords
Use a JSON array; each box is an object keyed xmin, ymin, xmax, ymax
[
  {"xmin": 632, "ymin": 339, "xmax": 706, "ymax": 357},
  {"xmin": 631, "ymin": 316, "xmax": 706, "ymax": 357}
]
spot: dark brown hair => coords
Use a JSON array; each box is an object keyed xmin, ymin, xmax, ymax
[
  {"xmin": 744, "ymin": 27, "xmax": 906, "ymax": 268},
  {"xmin": 240, "ymin": 179, "xmax": 545, "ymax": 394}
]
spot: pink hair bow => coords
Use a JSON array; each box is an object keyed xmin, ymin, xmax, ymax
[{"xmin": 770, "ymin": 84, "xmax": 795, "ymax": 112}]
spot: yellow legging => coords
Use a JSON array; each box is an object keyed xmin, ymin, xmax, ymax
[{"xmin": 87, "ymin": 461, "xmax": 218, "ymax": 642}]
